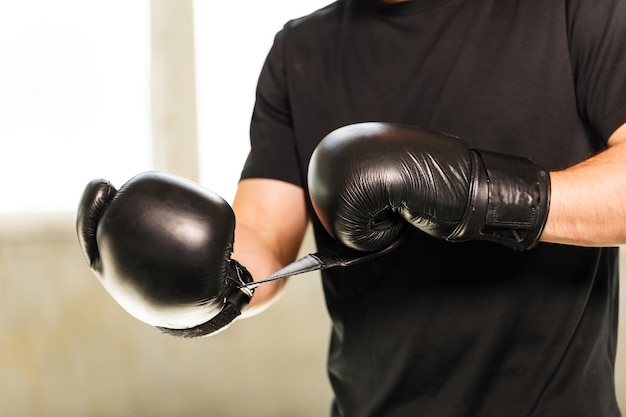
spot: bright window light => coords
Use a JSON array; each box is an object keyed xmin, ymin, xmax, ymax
[
  {"xmin": 194, "ymin": 0, "xmax": 331, "ymax": 204},
  {"xmin": 0, "ymin": 1, "xmax": 151, "ymax": 214}
]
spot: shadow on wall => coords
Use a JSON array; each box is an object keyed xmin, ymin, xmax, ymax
[{"xmin": 0, "ymin": 214, "xmax": 624, "ymax": 416}]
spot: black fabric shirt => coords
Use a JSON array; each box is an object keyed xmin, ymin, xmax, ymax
[{"xmin": 240, "ymin": 0, "xmax": 626, "ymax": 415}]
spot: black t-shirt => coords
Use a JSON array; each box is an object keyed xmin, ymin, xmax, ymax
[{"xmin": 241, "ymin": 0, "xmax": 626, "ymax": 416}]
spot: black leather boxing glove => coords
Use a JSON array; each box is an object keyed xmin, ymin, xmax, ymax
[
  {"xmin": 308, "ymin": 122, "xmax": 550, "ymax": 252},
  {"xmin": 76, "ymin": 171, "xmax": 254, "ymax": 338}
]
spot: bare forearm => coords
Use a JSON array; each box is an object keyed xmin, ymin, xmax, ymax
[
  {"xmin": 541, "ymin": 123, "xmax": 626, "ymax": 247},
  {"xmin": 231, "ymin": 179, "xmax": 309, "ymax": 317},
  {"xmin": 232, "ymin": 221, "xmax": 289, "ymax": 316}
]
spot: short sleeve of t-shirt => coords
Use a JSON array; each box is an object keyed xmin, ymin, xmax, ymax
[
  {"xmin": 568, "ymin": 0, "xmax": 626, "ymax": 140},
  {"xmin": 239, "ymin": 29, "xmax": 304, "ymax": 187}
]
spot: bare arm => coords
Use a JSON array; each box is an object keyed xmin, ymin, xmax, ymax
[
  {"xmin": 541, "ymin": 122, "xmax": 626, "ymax": 246},
  {"xmin": 231, "ymin": 178, "xmax": 309, "ymax": 317}
]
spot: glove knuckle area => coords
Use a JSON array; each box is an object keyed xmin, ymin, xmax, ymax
[{"xmin": 95, "ymin": 172, "xmax": 236, "ymax": 312}]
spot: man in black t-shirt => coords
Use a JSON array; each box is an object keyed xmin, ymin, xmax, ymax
[
  {"xmin": 77, "ymin": 0, "xmax": 626, "ymax": 416},
  {"xmin": 234, "ymin": 0, "xmax": 626, "ymax": 416}
]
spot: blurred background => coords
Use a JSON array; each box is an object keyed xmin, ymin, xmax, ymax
[{"xmin": 0, "ymin": 1, "xmax": 623, "ymax": 416}]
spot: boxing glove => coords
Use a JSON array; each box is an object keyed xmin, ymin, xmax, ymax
[
  {"xmin": 76, "ymin": 171, "xmax": 254, "ymax": 338},
  {"xmin": 308, "ymin": 122, "xmax": 550, "ymax": 252}
]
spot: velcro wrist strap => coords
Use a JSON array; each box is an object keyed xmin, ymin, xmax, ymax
[{"xmin": 450, "ymin": 150, "xmax": 551, "ymax": 250}]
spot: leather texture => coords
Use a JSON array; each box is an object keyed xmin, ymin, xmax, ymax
[
  {"xmin": 75, "ymin": 171, "xmax": 253, "ymax": 336},
  {"xmin": 308, "ymin": 122, "xmax": 550, "ymax": 251}
]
